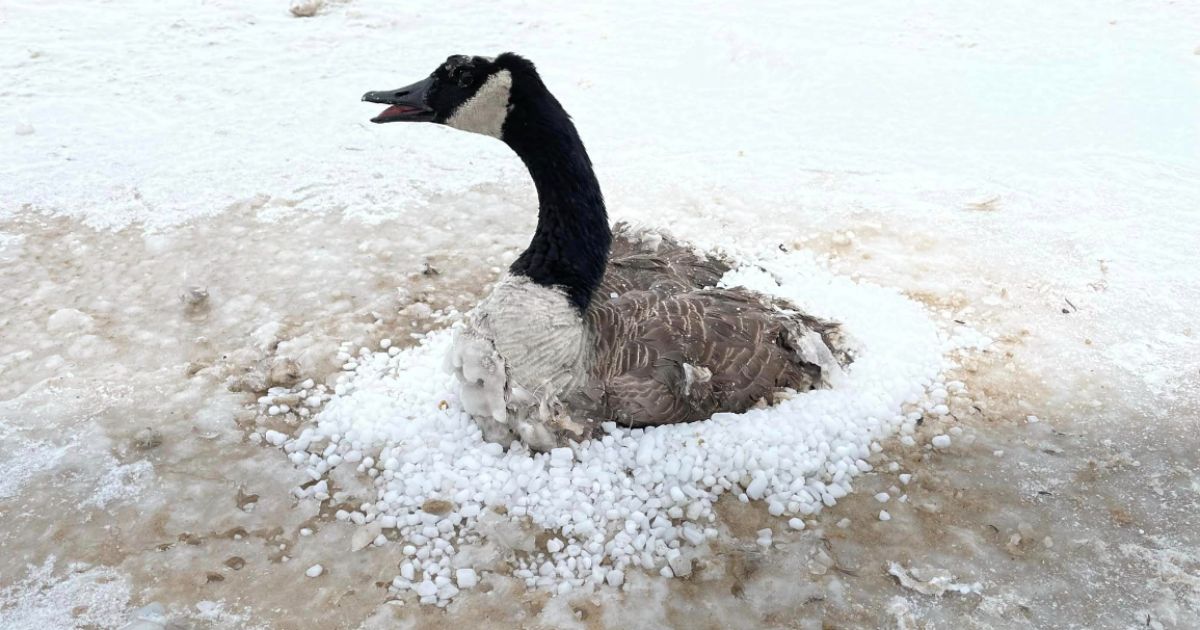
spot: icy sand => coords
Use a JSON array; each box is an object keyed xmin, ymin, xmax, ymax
[{"xmin": 2, "ymin": 1, "xmax": 1198, "ymax": 628}]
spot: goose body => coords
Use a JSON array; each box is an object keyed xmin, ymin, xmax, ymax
[{"xmin": 365, "ymin": 53, "xmax": 850, "ymax": 451}]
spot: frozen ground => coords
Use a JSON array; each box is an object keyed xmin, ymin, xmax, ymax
[{"xmin": 2, "ymin": 0, "xmax": 1198, "ymax": 628}]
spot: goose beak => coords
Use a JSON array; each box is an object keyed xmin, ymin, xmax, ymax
[{"xmin": 362, "ymin": 76, "xmax": 436, "ymax": 123}]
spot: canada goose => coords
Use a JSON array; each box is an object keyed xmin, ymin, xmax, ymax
[{"xmin": 363, "ymin": 53, "xmax": 850, "ymax": 452}]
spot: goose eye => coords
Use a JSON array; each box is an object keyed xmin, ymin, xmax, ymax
[{"xmin": 457, "ymin": 70, "xmax": 474, "ymax": 86}]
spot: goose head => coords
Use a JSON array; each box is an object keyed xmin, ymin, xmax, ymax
[
  {"xmin": 363, "ymin": 54, "xmax": 519, "ymax": 140},
  {"xmin": 365, "ymin": 53, "xmax": 610, "ymax": 313}
]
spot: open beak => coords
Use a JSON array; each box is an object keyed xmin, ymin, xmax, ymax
[{"xmin": 362, "ymin": 76, "xmax": 436, "ymax": 123}]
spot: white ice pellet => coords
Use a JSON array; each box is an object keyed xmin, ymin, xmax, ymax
[
  {"xmin": 305, "ymin": 564, "xmax": 323, "ymax": 578},
  {"xmin": 788, "ymin": 518, "xmax": 805, "ymax": 530},
  {"xmin": 605, "ymin": 569, "xmax": 624, "ymax": 587},
  {"xmin": 455, "ymin": 568, "xmax": 478, "ymax": 589},
  {"xmin": 745, "ymin": 473, "xmax": 769, "ymax": 500},
  {"xmin": 879, "ymin": 510, "xmax": 891, "ymax": 521},
  {"xmin": 635, "ymin": 439, "xmax": 655, "ymax": 466},
  {"xmin": 874, "ymin": 492, "xmax": 890, "ymax": 503},
  {"xmin": 931, "ymin": 435, "xmax": 952, "ymax": 449}
]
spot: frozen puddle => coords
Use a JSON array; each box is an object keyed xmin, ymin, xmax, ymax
[{"xmin": 257, "ymin": 246, "xmax": 986, "ymax": 605}]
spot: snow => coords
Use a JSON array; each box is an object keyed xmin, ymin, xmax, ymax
[
  {"xmin": 0, "ymin": 439, "xmax": 69, "ymax": 501},
  {"xmin": 1, "ymin": 0, "xmax": 1198, "ymax": 628},
  {"xmin": 0, "ymin": 558, "xmax": 131, "ymax": 630}
]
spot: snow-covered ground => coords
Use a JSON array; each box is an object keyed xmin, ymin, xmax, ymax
[{"xmin": 2, "ymin": 1, "xmax": 1198, "ymax": 628}]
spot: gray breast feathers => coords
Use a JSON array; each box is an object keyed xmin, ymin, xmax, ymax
[{"xmin": 570, "ymin": 224, "xmax": 851, "ymax": 428}]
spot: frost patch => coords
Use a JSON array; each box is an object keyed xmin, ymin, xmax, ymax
[
  {"xmin": 193, "ymin": 599, "xmax": 256, "ymax": 626},
  {"xmin": 0, "ymin": 439, "xmax": 69, "ymax": 500},
  {"xmin": 82, "ymin": 459, "xmax": 154, "ymax": 509},
  {"xmin": 1119, "ymin": 540, "xmax": 1200, "ymax": 613},
  {"xmin": 0, "ymin": 557, "xmax": 131, "ymax": 629}
]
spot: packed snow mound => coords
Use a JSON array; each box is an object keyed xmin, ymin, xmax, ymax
[{"xmin": 258, "ymin": 248, "xmax": 983, "ymax": 604}]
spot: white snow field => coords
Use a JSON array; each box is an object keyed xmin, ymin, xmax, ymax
[{"xmin": 2, "ymin": 1, "xmax": 1198, "ymax": 629}]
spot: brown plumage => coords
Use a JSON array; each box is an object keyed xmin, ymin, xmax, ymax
[{"xmin": 569, "ymin": 224, "xmax": 851, "ymax": 430}]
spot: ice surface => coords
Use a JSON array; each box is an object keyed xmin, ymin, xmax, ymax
[{"xmin": 2, "ymin": 0, "xmax": 1199, "ymax": 628}]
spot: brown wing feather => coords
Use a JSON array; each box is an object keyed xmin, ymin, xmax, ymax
[
  {"xmin": 596, "ymin": 222, "xmax": 731, "ymax": 300},
  {"xmin": 566, "ymin": 224, "xmax": 848, "ymax": 429},
  {"xmin": 578, "ymin": 288, "xmax": 845, "ymax": 428}
]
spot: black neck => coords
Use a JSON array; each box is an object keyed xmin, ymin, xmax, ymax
[{"xmin": 500, "ymin": 64, "xmax": 610, "ymax": 312}]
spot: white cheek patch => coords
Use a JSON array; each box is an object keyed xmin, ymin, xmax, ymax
[{"xmin": 445, "ymin": 70, "xmax": 512, "ymax": 139}]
